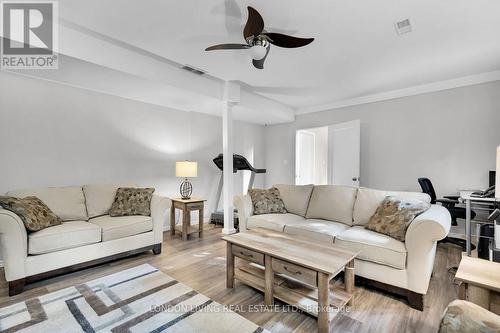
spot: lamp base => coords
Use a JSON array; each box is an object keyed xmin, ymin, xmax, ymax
[{"xmin": 180, "ymin": 178, "xmax": 193, "ymax": 200}]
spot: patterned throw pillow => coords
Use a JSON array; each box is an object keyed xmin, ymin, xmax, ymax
[
  {"xmin": 0, "ymin": 196, "xmax": 62, "ymax": 232},
  {"xmin": 248, "ymin": 187, "xmax": 287, "ymax": 215},
  {"xmin": 109, "ymin": 187, "xmax": 155, "ymax": 217},
  {"xmin": 365, "ymin": 196, "xmax": 430, "ymax": 242}
]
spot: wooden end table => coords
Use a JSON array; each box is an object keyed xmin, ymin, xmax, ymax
[
  {"xmin": 170, "ymin": 198, "xmax": 205, "ymax": 241},
  {"xmin": 223, "ymin": 228, "xmax": 359, "ymax": 333},
  {"xmin": 455, "ymin": 255, "xmax": 500, "ymax": 313}
]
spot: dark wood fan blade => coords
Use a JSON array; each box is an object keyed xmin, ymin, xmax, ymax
[
  {"xmin": 205, "ymin": 44, "xmax": 249, "ymax": 51},
  {"xmin": 252, "ymin": 44, "xmax": 270, "ymax": 69},
  {"xmin": 264, "ymin": 33, "xmax": 314, "ymax": 48},
  {"xmin": 243, "ymin": 6, "xmax": 264, "ymax": 40}
]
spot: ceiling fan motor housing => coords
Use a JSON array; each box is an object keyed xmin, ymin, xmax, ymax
[{"xmin": 249, "ymin": 37, "xmax": 269, "ymax": 60}]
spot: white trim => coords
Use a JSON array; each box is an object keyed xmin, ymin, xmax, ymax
[
  {"xmin": 0, "ymin": 260, "xmax": 3, "ymax": 268},
  {"xmin": 297, "ymin": 71, "xmax": 500, "ymax": 115}
]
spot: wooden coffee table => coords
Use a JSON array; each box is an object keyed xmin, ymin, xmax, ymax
[{"xmin": 222, "ymin": 228, "xmax": 359, "ymax": 333}]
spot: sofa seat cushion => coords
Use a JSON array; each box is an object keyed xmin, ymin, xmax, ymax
[
  {"xmin": 247, "ymin": 213, "xmax": 305, "ymax": 232},
  {"xmin": 274, "ymin": 184, "xmax": 314, "ymax": 217},
  {"xmin": 90, "ymin": 215, "xmax": 153, "ymax": 241},
  {"xmin": 8, "ymin": 186, "xmax": 88, "ymax": 221},
  {"xmin": 28, "ymin": 221, "xmax": 101, "ymax": 255},
  {"xmin": 305, "ymin": 185, "xmax": 358, "ymax": 225},
  {"xmin": 284, "ymin": 219, "xmax": 350, "ymax": 244},
  {"xmin": 335, "ymin": 226, "xmax": 407, "ymax": 269}
]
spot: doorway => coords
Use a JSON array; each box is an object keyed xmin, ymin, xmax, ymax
[
  {"xmin": 295, "ymin": 120, "xmax": 360, "ymax": 186},
  {"xmin": 295, "ymin": 127, "xmax": 328, "ymax": 185}
]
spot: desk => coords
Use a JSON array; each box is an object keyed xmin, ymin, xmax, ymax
[
  {"xmin": 455, "ymin": 255, "xmax": 500, "ymax": 313},
  {"xmin": 170, "ymin": 198, "xmax": 205, "ymax": 241},
  {"xmin": 459, "ymin": 191, "xmax": 497, "ymax": 256}
]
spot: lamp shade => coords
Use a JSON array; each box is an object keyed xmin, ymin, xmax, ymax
[
  {"xmin": 176, "ymin": 161, "xmax": 197, "ymax": 178},
  {"xmin": 496, "ymin": 146, "xmax": 500, "ymax": 198}
]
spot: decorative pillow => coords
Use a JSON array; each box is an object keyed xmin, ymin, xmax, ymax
[
  {"xmin": 0, "ymin": 196, "xmax": 62, "ymax": 232},
  {"xmin": 109, "ymin": 187, "xmax": 155, "ymax": 217},
  {"xmin": 248, "ymin": 187, "xmax": 287, "ymax": 215},
  {"xmin": 365, "ymin": 196, "xmax": 430, "ymax": 242}
]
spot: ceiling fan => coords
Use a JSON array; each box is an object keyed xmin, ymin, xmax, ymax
[{"xmin": 205, "ymin": 6, "xmax": 314, "ymax": 69}]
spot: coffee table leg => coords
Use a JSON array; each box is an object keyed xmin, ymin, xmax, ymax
[
  {"xmin": 318, "ymin": 272, "xmax": 330, "ymax": 333},
  {"xmin": 345, "ymin": 259, "xmax": 354, "ymax": 306},
  {"xmin": 264, "ymin": 255, "xmax": 274, "ymax": 305},
  {"xmin": 226, "ymin": 242, "xmax": 234, "ymax": 288}
]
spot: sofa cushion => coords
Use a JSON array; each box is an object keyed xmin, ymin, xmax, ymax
[
  {"xmin": 248, "ymin": 187, "xmax": 287, "ymax": 215},
  {"xmin": 83, "ymin": 184, "xmax": 135, "ymax": 218},
  {"xmin": 7, "ymin": 186, "xmax": 88, "ymax": 221},
  {"xmin": 353, "ymin": 187, "xmax": 431, "ymax": 226},
  {"xmin": 28, "ymin": 221, "xmax": 101, "ymax": 255},
  {"xmin": 335, "ymin": 226, "xmax": 407, "ymax": 269},
  {"xmin": 284, "ymin": 219, "xmax": 350, "ymax": 244},
  {"xmin": 274, "ymin": 184, "xmax": 314, "ymax": 217},
  {"xmin": 109, "ymin": 188, "xmax": 155, "ymax": 217},
  {"xmin": 0, "ymin": 196, "xmax": 62, "ymax": 232},
  {"xmin": 365, "ymin": 196, "xmax": 430, "ymax": 241},
  {"xmin": 90, "ymin": 215, "xmax": 153, "ymax": 241},
  {"xmin": 247, "ymin": 213, "xmax": 305, "ymax": 232},
  {"xmin": 305, "ymin": 185, "xmax": 358, "ymax": 225}
]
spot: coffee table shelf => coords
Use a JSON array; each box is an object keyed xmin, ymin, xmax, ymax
[{"xmin": 236, "ymin": 263, "xmax": 352, "ymax": 320}]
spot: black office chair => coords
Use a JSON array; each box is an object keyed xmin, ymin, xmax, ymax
[{"xmin": 418, "ymin": 178, "xmax": 476, "ymax": 251}]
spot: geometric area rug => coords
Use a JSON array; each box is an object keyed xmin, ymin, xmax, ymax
[{"xmin": 0, "ymin": 264, "xmax": 269, "ymax": 333}]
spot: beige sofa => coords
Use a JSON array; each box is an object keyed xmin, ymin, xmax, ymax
[
  {"xmin": 0, "ymin": 184, "xmax": 171, "ymax": 295},
  {"xmin": 234, "ymin": 184, "xmax": 451, "ymax": 310}
]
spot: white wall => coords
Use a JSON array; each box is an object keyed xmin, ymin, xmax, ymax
[
  {"xmin": 0, "ymin": 72, "xmax": 266, "ymax": 222},
  {"xmin": 265, "ymin": 81, "xmax": 500, "ymax": 197}
]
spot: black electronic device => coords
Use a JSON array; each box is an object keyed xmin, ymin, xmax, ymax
[{"xmin": 471, "ymin": 185, "xmax": 495, "ymax": 198}]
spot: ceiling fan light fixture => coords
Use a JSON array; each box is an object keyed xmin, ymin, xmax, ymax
[{"xmin": 250, "ymin": 45, "xmax": 267, "ymax": 60}]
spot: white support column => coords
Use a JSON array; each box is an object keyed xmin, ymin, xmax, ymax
[{"xmin": 222, "ymin": 81, "xmax": 239, "ymax": 235}]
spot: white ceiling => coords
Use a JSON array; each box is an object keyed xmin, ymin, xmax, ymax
[
  {"xmin": 4, "ymin": 0, "xmax": 500, "ymax": 123},
  {"xmin": 58, "ymin": 0, "xmax": 500, "ymax": 112}
]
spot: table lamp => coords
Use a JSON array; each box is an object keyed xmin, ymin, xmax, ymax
[{"xmin": 176, "ymin": 161, "xmax": 197, "ymax": 200}]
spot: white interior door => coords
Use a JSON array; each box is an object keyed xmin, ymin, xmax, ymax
[
  {"xmin": 295, "ymin": 130, "xmax": 315, "ymax": 185},
  {"xmin": 328, "ymin": 120, "xmax": 360, "ymax": 186}
]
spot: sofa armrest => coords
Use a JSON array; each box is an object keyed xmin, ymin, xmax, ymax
[
  {"xmin": 150, "ymin": 195, "xmax": 172, "ymax": 243},
  {"xmin": 0, "ymin": 209, "xmax": 28, "ymax": 281},
  {"xmin": 406, "ymin": 205, "xmax": 451, "ymax": 244},
  {"xmin": 234, "ymin": 195, "xmax": 253, "ymax": 231},
  {"xmin": 405, "ymin": 204, "xmax": 451, "ymax": 293}
]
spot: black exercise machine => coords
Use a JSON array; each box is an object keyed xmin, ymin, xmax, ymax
[{"xmin": 210, "ymin": 153, "xmax": 266, "ymax": 227}]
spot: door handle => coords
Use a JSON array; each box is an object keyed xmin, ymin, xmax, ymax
[{"xmin": 352, "ymin": 177, "xmax": 359, "ymax": 181}]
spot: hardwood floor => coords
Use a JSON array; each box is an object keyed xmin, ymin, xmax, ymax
[{"xmin": 0, "ymin": 226, "xmax": 461, "ymax": 332}]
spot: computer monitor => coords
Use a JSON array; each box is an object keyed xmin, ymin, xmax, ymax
[{"xmin": 490, "ymin": 170, "xmax": 496, "ymax": 187}]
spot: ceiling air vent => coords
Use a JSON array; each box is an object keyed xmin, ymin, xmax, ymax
[
  {"xmin": 394, "ymin": 19, "xmax": 412, "ymax": 35},
  {"xmin": 181, "ymin": 65, "xmax": 206, "ymax": 75}
]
